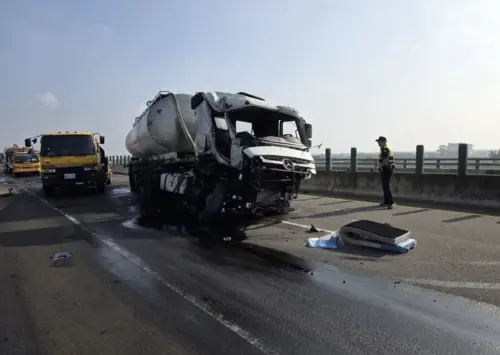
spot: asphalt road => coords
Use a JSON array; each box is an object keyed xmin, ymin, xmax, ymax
[
  {"xmin": 1, "ymin": 174, "xmax": 500, "ymax": 355},
  {"xmin": 245, "ymin": 193, "xmax": 500, "ymax": 306}
]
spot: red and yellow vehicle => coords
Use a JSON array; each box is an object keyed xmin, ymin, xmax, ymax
[
  {"xmin": 11, "ymin": 152, "xmax": 41, "ymax": 177},
  {"xmin": 3, "ymin": 145, "xmax": 40, "ymax": 176}
]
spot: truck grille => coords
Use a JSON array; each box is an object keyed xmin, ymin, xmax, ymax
[{"xmin": 261, "ymin": 156, "xmax": 311, "ymax": 165}]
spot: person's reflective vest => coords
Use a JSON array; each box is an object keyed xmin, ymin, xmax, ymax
[{"xmin": 378, "ymin": 144, "xmax": 395, "ymax": 170}]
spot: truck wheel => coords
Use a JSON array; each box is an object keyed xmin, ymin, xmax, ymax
[
  {"xmin": 97, "ymin": 181, "xmax": 106, "ymax": 194},
  {"xmin": 43, "ymin": 186, "xmax": 55, "ymax": 198},
  {"xmin": 129, "ymin": 173, "xmax": 137, "ymax": 193}
]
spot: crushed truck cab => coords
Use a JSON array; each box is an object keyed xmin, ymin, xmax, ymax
[{"xmin": 25, "ymin": 131, "xmax": 111, "ymax": 197}]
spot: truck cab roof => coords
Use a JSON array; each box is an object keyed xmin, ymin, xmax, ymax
[
  {"xmin": 44, "ymin": 131, "xmax": 95, "ymax": 136},
  {"xmin": 207, "ymin": 91, "xmax": 301, "ymax": 117}
]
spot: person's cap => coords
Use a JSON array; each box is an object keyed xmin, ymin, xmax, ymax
[{"xmin": 375, "ymin": 136, "xmax": 387, "ymax": 142}]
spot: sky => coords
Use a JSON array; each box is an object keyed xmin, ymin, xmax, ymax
[{"xmin": 1, "ymin": 0, "xmax": 500, "ymax": 155}]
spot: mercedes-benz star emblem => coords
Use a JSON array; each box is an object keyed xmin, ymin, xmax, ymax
[{"xmin": 282, "ymin": 158, "xmax": 295, "ymax": 171}]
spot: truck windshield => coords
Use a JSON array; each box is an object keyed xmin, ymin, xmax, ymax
[
  {"xmin": 13, "ymin": 154, "xmax": 38, "ymax": 163},
  {"xmin": 230, "ymin": 109, "xmax": 305, "ymax": 145},
  {"xmin": 40, "ymin": 135, "xmax": 94, "ymax": 157}
]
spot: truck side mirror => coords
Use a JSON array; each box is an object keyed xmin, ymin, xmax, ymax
[
  {"xmin": 100, "ymin": 136, "xmax": 105, "ymax": 144},
  {"xmin": 304, "ymin": 123, "xmax": 313, "ymax": 139},
  {"xmin": 307, "ymin": 139, "xmax": 312, "ymax": 148},
  {"xmin": 24, "ymin": 139, "xmax": 32, "ymax": 147},
  {"xmin": 191, "ymin": 92, "xmax": 204, "ymax": 110}
]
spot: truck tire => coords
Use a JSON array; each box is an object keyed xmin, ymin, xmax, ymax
[
  {"xmin": 43, "ymin": 186, "xmax": 55, "ymax": 198},
  {"xmin": 97, "ymin": 181, "xmax": 106, "ymax": 194},
  {"xmin": 129, "ymin": 173, "xmax": 136, "ymax": 193}
]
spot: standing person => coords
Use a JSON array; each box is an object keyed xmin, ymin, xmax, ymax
[{"xmin": 376, "ymin": 136, "xmax": 395, "ymax": 209}]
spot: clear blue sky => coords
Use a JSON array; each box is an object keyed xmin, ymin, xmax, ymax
[{"xmin": 1, "ymin": 0, "xmax": 499, "ymax": 155}]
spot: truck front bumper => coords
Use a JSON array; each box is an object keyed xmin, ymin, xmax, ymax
[{"xmin": 41, "ymin": 171, "xmax": 102, "ymax": 188}]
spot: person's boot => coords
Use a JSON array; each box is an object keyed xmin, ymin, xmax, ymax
[{"xmin": 387, "ymin": 203, "xmax": 396, "ymax": 209}]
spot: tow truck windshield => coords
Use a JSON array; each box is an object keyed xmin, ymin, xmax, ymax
[
  {"xmin": 13, "ymin": 153, "xmax": 39, "ymax": 163},
  {"xmin": 40, "ymin": 135, "xmax": 94, "ymax": 157}
]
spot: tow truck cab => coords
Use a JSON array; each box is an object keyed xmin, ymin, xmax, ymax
[
  {"xmin": 3, "ymin": 145, "xmax": 30, "ymax": 174},
  {"xmin": 24, "ymin": 131, "xmax": 111, "ymax": 197},
  {"xmin": 11, "ymin": 152, "xmax": 40, "ymax": 176}
]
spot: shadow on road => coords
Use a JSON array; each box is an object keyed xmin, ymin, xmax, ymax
[{"xmin": 290, "ymin": 205, "xmax": 382, "ymax": 219}]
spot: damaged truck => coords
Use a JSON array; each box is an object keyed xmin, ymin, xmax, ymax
[{"xmin": 126, "ymin": 91, "xmax": 316, "ymax": 239}]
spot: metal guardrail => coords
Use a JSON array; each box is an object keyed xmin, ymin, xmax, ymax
[
  {"xmin": 315, "ymin": 158, "xmax": 500, "ymax": 174},
  {"xmin": 106, "ymin": 156, "xmax": 500, "ymax": 175}
]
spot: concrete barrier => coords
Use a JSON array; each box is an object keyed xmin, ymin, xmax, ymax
[
  {"xmin": 111, "ymin": 165, "xmax": 128, "ymax": 175},
  {"xmin": 302, "ymin": 171, "xmax": 500, "ymax": 208},
  {"xmin": 111, "ymin": 164, "xmax": 500, "ymax": 209}
]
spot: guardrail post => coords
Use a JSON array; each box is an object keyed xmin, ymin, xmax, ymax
[
  {"xmin": 457, "ymin": 143, "xmax": 468, "ymax": 176},
  {"xmin": 325, "ymin": 148, "xmax": 331, "ymax": 171},
  {"xmin": 350, "ymin": 147, "xmax": 357, "ymax": 172},
  {"xmin": 415, "ymin": 145, "xmax": 424, "ymax": 175}
]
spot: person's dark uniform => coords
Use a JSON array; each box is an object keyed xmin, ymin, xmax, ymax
[{"xmin": 376, "ymin": 136, "xmax": 395, "ymax": 209}]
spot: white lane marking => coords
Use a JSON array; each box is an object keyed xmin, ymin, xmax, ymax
[
  {"xmin": 29, "ymin": 190, "xmax": 274, "ymax": 355},
  {"xmin": 401, "ymin": 278, "xmax": 500, "ymax": 290},
  {"xmin": 264, "ymin": 218, "xmax": 358, "ymax": 234},
  {"xmin": 265, "ymin": 218, "xmax": 333, "ymax": 233}
]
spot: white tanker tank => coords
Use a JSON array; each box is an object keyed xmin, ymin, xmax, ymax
[{"xmin": 125, "ymin": 91, "xmax": 197, "ymax": 157}]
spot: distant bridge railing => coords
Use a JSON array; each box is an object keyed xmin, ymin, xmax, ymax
[
  {"xmin": 106, "ymin": 143, "xmax": 500, "ymax": 176},
  {"xmin": 314, "ymin": 158, "xmax": 500, "ymax": 174}
]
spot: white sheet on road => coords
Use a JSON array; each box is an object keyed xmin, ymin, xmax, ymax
[{"xmin": 305, "ymin": 231, "xmax": 417, "ymax": 254}]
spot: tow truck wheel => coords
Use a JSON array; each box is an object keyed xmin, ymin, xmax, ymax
[
  {"xmin": 43, "ymin": 186, "xmax": 55, "ymax": 198},
  {"xmin": 97, "ymin": 181, "xmax": 106, "ymax": 194}
]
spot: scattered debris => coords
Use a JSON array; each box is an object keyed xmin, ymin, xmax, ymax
[
  {"xmin": 51, "ymin": 252, "xmax": 74, "ymax": 267},
  {"xmin": 0, "ymin": 178, "xmax": 14, "ymax": 184},
  {"xmin": 304, "ymin": 232, "xmax": 344, "ymax": 249},
  {"xmin": 308, "ymin": 224, "xmax": 319, "ymax": 233},
  {"xmin": 0, "ymin": 188, "xmax": 15, "ymax": 197}
]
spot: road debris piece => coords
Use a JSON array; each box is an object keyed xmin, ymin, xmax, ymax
[
  {"xmin": 304, "ymin": 232, "xmax": 344, "ymax": 249},
  {"xmin": 0, "ymin": 177, "xmax": 14, "ymax": 184},
  {"xmin": 340, "ymin": 232, "xmax": 417, "ymax": 253},
  {"xmin": 308, "ymin": 224, "xmax": 319, "ymax": 233},
  {"xmin": 51, "ymin": 252, "xmax": 74, "ymax": 267}
]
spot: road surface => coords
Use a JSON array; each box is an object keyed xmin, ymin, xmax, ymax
[{"xmin": 0, "ymin": 174, "xmax": 499, "ymax": 355}]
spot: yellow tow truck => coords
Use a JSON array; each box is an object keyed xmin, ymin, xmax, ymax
[
  {"xmin": 4, "ymin": 145, "xmax": 40, "ymax": 176},
  {"xmin": 25, "ymin": 131, "xmax": 111, "ymax": 197},
  {"xmin": 11, "ymin": 151, "xmax": 41, "ymax": 177}
]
